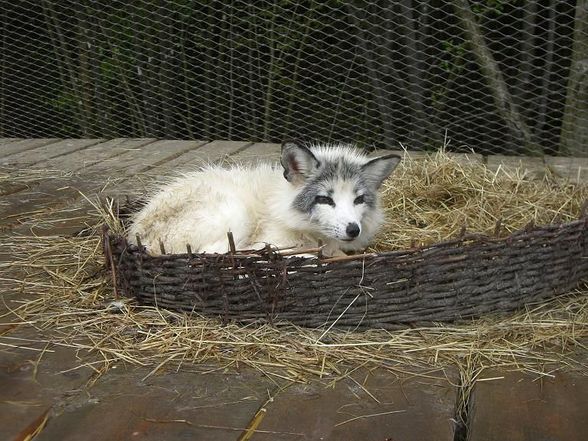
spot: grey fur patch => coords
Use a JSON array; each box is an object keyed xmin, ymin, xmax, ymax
[
  {"xmin": 357, "ymin": 188, "xmax": 377, "ymax": 209},
  {"xmin": 292, "ymin": 156, "xmax": 376, "ymax": 214}
]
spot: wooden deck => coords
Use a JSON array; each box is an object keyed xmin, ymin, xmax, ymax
[{"xmin": 1, "ymin": 138, "xmax": 587, "ymax": 440}]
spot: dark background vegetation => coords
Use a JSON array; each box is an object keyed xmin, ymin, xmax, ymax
[{"xmin": 0, "ymin": 0, "xmax": 585, "ymax": 155}]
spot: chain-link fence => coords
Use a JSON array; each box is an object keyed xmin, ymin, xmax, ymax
[{"xmin": 1, "ymin": 1, "xmax": 585, "ymax": 155}]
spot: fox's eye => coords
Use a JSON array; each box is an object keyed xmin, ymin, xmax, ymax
[
  {"xmin": 314, "ymin": 195, "xmax": 335, "ymax": 206},
  {"xmin": 354, "ymin": 195, "xmax": 366, "ymax": 205}
]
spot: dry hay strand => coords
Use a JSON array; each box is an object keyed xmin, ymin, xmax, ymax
[{"xmin": 1, "ymin": 152, "xmax": 588, "ymax": 382}]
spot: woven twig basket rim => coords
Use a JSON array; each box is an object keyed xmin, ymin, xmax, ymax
[{"xmin": 104, "ymin": 213, "xmax": 588, "ymax": 330}]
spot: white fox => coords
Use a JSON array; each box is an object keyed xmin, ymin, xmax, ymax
[{"xmin": 128, "ymin": 141, "xmax": 401, "ymax": 257}]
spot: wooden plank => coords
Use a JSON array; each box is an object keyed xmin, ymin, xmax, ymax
[
  {"xmin": 370, "ymin": 148, "xmax": 403, "ymax": 158},
  {"xmin": 148, "ymin": 140, "xmax": 252, "ymax": 176},
  {"xmin": 89, "ymin": 139, "xmax": 207, "ymax": 176},
  {"xmin": 0, "ymin": 141, "xmax": 206, "ymax": 231},
  {"xmin": 1, "ymin": 139, "xmax": 104, "ymax": 165},
  {"xmin": 375, "ymin": 149, "xmax": 429, "ymax": 161},
  {"xmin": 468, "ymin": 370, "xmax": 588, "ymax": 441},
  {"xmin": 0, "ymin": 138, "xmax": 61, "ymax": 159},
  {"xmin": 0, "ymin": 233, "xmax": 26, "ymax": 319},
  {"xmin": 0, "ymin": 138, "xmax": 23, "ymax": 153},
  {"xmin": 32, "ymin": 366, "xmax": 275, "ymax": 441},
  {"xmin": 10, "ymin": 203, "xmax": 112, "ymax": 236},
  {"xmin": 448, "ymin": 152, "xmax": 484, "ymax": 164},
  {"xmin": 32, "ymin": 138, "xmax": 158, "ymax": 172},
  {"xmin": 229, "ymin": 142, "xmax": 281, "ymax": 165},
  {"xmin": 0, "ymin": 333, "xmax": 94, "ymax": 441},
  {"xmin": 0, "ymin": 168, "xmax": 140, "ymax": 232},
  {"xmin": 0, "ymin": 167, "xmax": 38, "ymax": 197},
  {"xmin": 0, "ymin": 174, "xmax": 99, "ymax": 230},
  {"xmin": 486, "ymin": 154, "xmax": 547, "ymax": 179},
  {"xmin": 255, "ymin": 369, "xmax": 457, "ymax": 441},
  {"xmin": 545, "ymin": 156, "xmax": 588, "ymax": 183}
]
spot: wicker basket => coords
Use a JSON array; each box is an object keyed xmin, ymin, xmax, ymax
[{"xmin": 104, "ymin": 215, "xmax": 588, "ymax": 330}]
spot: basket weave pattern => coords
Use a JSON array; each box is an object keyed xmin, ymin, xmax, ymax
[{"xmin": 105, "ymin": 218, "xmax": 588, "ymax": 330}]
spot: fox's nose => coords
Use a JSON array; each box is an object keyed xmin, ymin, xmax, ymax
[{"xmin": 346, "ymin": 222, "xmax": 360, "ymax": 238}]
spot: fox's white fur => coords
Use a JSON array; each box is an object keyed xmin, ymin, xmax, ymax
[{"xmin": 128, "ymin": 142, "xmax": 401, "ymax": 257}]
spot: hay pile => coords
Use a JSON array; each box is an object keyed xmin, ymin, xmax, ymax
[
  {"xmin": 1, "ymin": 151, "xmax": 588, "ymax": 383},
  {"xmin": 374, "ymin": 151, "xmax": 588, "ymax": 251}
]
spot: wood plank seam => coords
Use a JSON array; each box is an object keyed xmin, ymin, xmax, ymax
[
  {"xmin": 0, "ymin": 138, "xmax": 64, "ymax": 159},
  {"xmin": 23, "ymin": 139, "xmax": 108, "ymax": 167},
  {"xmin": 223, "ymin": 142, "xmax": 256, "ymax": 161},
  {"xmin": 136, "ymin": 140, "xmax": 211, "ymax": 173},
  {"xmin": 65, "ymin": 138, "xmax": 161, "ymax": 173}
]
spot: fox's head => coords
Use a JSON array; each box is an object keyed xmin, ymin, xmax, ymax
[{"xmin": 281, "ymin": 141, "xmax": 401, "ymax": 249}]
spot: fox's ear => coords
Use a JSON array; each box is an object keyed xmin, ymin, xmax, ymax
[
  {"xmin": 361, "ymin": 154, "xmax": 401, "ymax": 188},
  {"xmin": 281, "ymin": 141, "xmax": 320, "ymax": 184}
]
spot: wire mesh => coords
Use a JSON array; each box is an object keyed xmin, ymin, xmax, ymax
[{"xmin": 0, "ymin": 1, "xmax": 585, "ymax": 155}]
